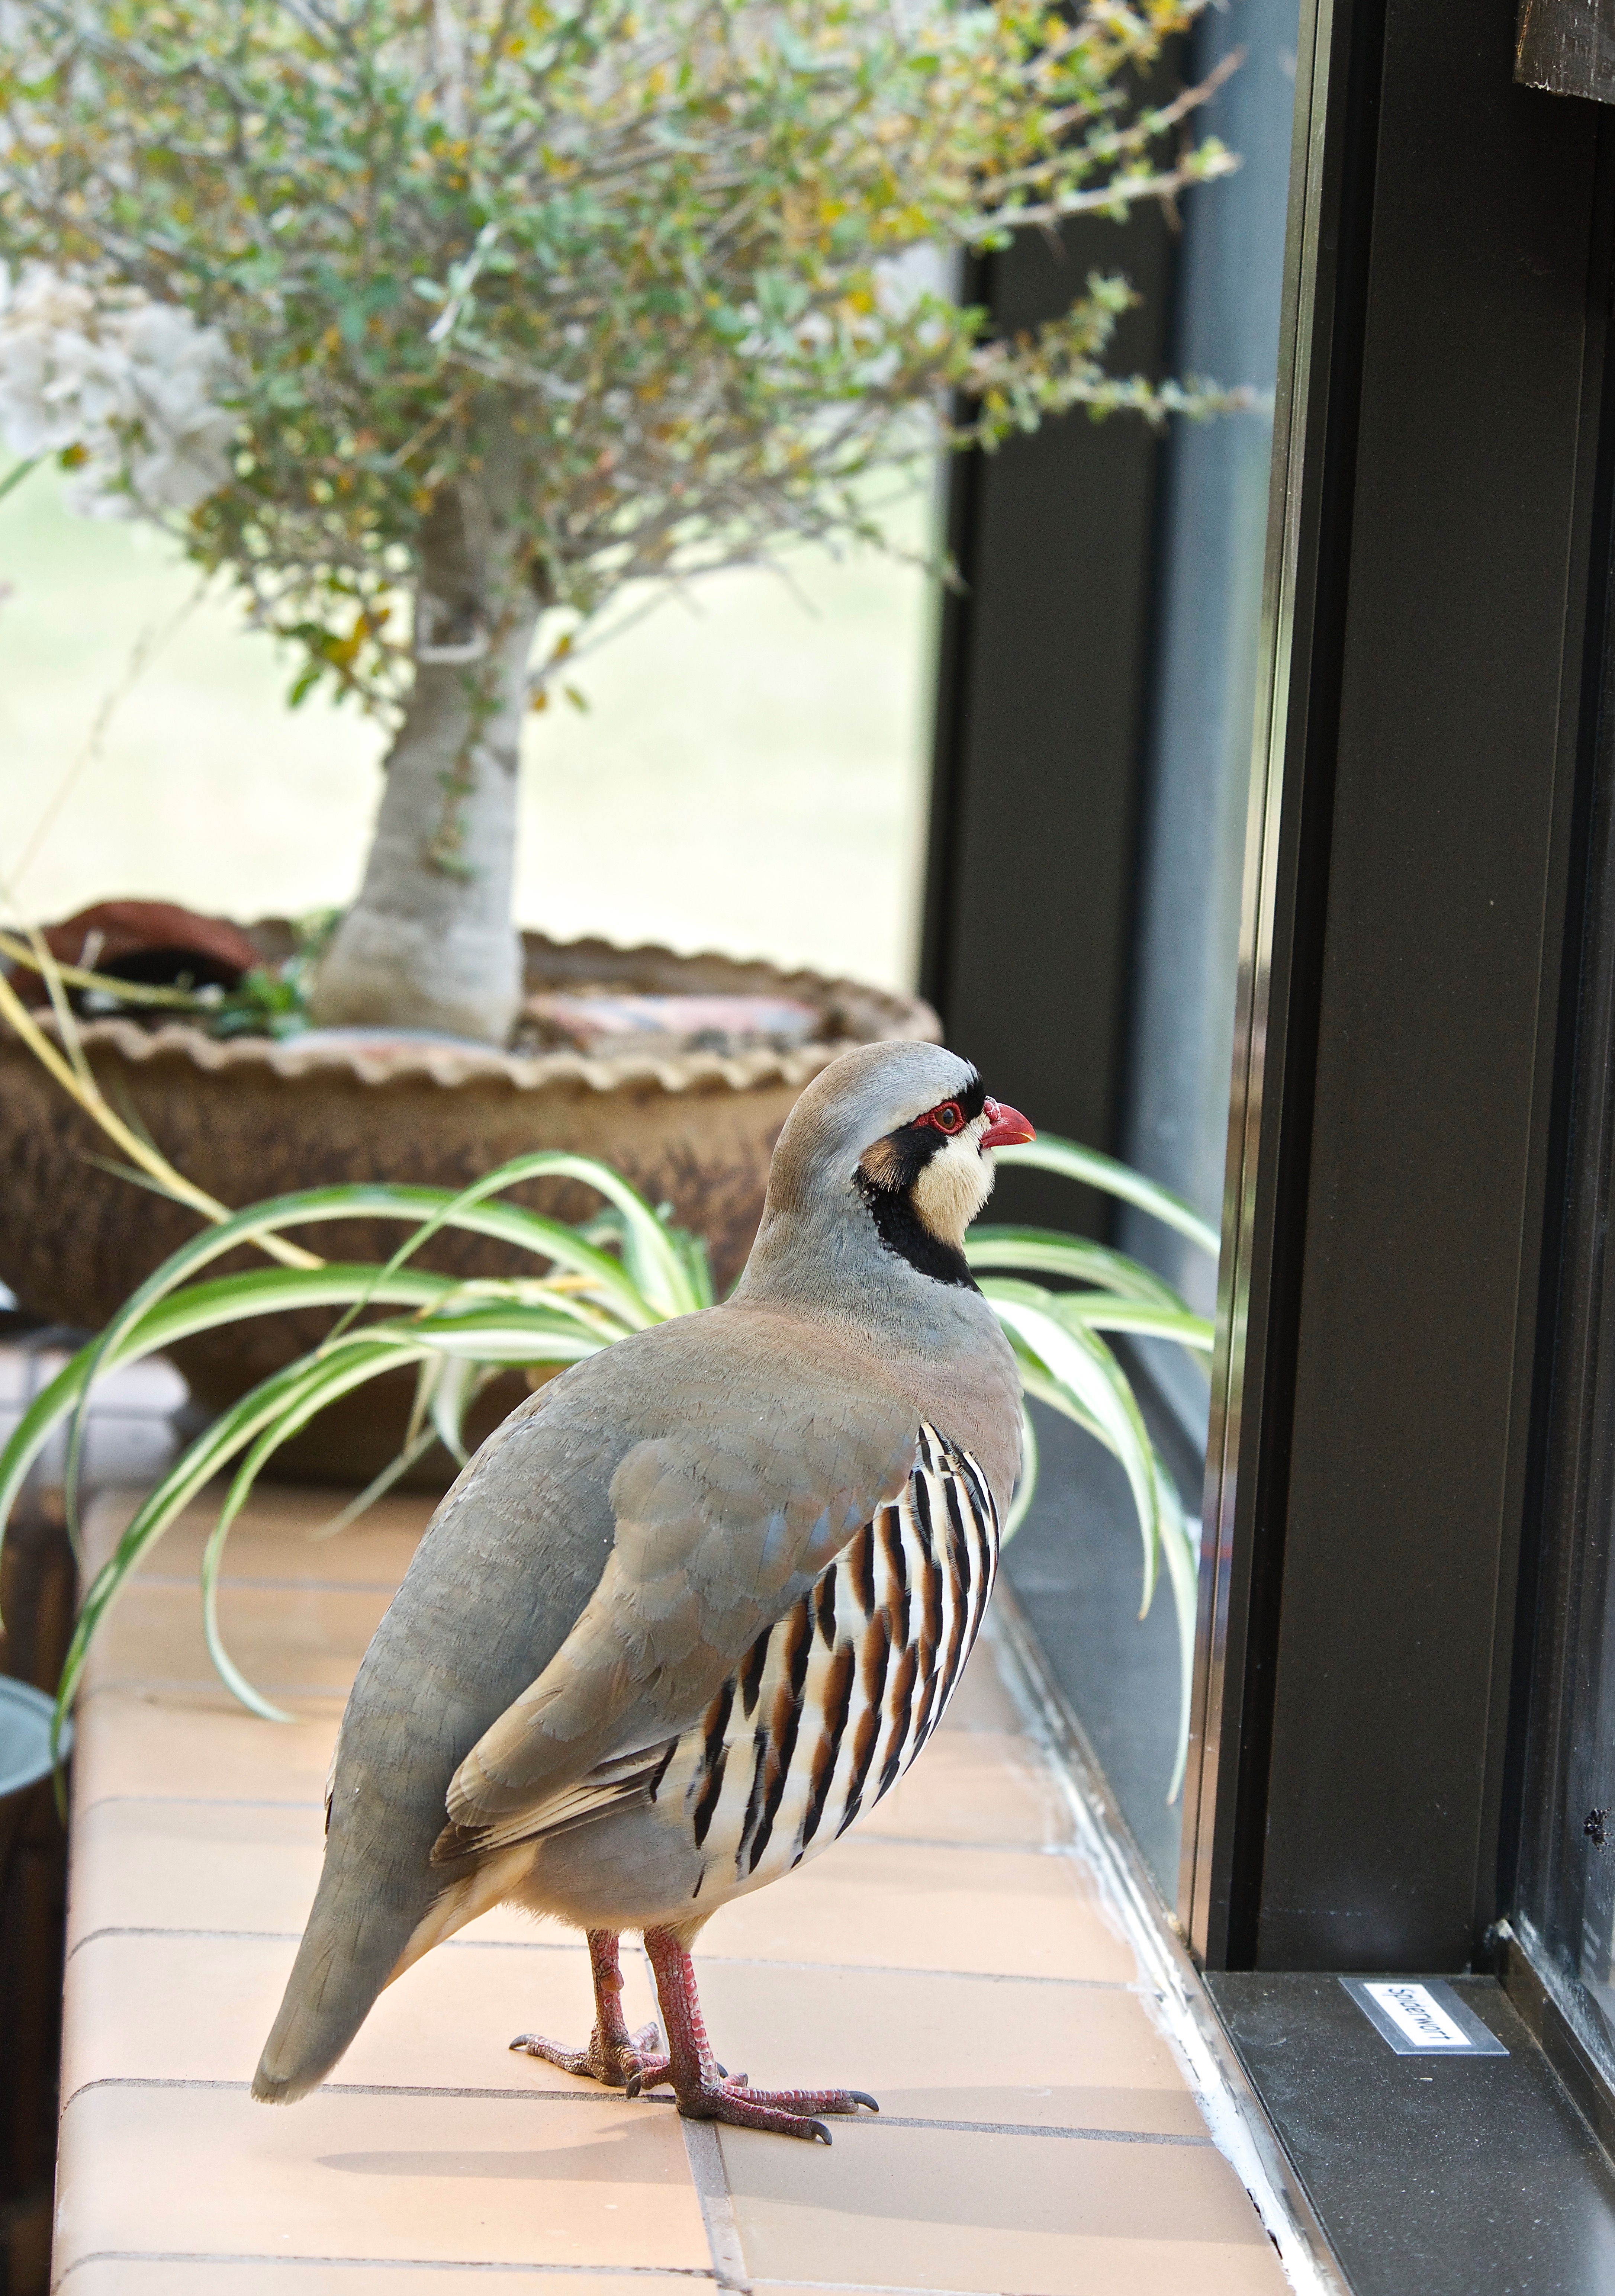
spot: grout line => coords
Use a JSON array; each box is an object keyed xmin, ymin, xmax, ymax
[
  {"xmin": 128, "ymin": 1574, "xmax": 405, "ymax": 1593},
  {"xmin": 70, "ymin": 1797, "xmax": 1074, "ymax": 1861},
  {"xmin": 857, "ymin": 2114, "xmax": 1210, "ymax": 2144},
  {"xmin": 679, "ymin": 2119, "xmax": 751, "ymax": 2296},
  {"xmin": 726, "ymin": 2284, "xmax": 1072, "ymax": 2296},
  {"xmin": 56, "ymin": 2255, "xmax": 718, "ymax": 2282},
  {"xmin": 692, "ymin": 1953, "xmax": 1132, "ymax": 1989},
  {"xmin": 67, "ymin": 1928, "xmax": 304, "ymax": 1959},
  {"xmin": 62, "ymin": 1925, "xmax": 1137, "ymax": 1989},
  {"xmin": 59, "ymin": 2075, "xmax": 677, "ymax": 2111},
  {"xmin": 723, "ymin": 2282, "xmax": 1033, "ymax": 2296},
  {"xmin": 65, "ymin": 1925, "xmax": 582, "ymax": 1961},
  {"xmin": 75, "ymin": 1681, "xmax": 347, "ymax": 1704},
  {"xmin": 820, "ymin": 1831, "xmax": 1074, "ymax": 1855},
  {"xmin": 78, "ymin": 1674, "xmax": 361, "ymax": 1697},
  {"xmin": 57, "ymin": 2073, "xmax": 1212, "ymax": 2148},
  {"xmin": 70, "ymin": 1788, "xmax": 1072, "ymax": 1867},
  {"xmin": 985, "ymin": 1598, "xmax": 1352, "ymax": 2296},
  {"xmin": 77, "ymin": 1795, "xmax": 324, "ymax": 1814}
]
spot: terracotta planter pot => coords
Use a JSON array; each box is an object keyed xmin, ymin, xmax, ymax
[{"xmin": 0, "ymin": 929, "xmax": 936, "ymax": 1483}]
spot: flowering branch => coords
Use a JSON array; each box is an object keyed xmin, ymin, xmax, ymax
[{"xmin": 0, "ymin": 0, "xmax": 1246, "ymax": 717}]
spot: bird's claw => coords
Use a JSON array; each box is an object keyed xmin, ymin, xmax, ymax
[
  {"xmin": 510, "ymin": 2019, "xmax": 665, "ymax": 2091},
  {"xmin": 669, "ymin": 2076, "xmax": 879, "ymax": 2144},
  {"xmin": 622, "ymin": 2054, "xmax": 673, "ymax": 2097}
]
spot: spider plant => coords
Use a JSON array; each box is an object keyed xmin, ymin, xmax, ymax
[{"xmin": 0, "ymin": 1123, "xmax": 1215, "ymax": 1790}]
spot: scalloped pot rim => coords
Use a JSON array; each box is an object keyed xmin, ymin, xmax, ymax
[{"xmin": 1, "ymin": 932, "xmax": 940, "ymax": 1095}]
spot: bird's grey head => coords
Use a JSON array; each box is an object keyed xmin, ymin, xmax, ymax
[{"xmin": 737, "ymin": 1039, "xmax": 1035, "ymax": 1296}]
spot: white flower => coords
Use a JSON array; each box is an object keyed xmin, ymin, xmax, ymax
[{"xmin": 0, "ymin": 262, "xmax": 238, "ymax": 517}]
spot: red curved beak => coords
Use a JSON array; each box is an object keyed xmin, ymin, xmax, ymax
[{"xmin": 981, "ymin": 1097, "xmax": 1036, "ymax": 1149}]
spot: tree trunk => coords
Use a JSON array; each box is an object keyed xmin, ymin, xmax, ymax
[{"xmin": 310, "ymin": 422, "xmax": 539, "ymax": 1044}]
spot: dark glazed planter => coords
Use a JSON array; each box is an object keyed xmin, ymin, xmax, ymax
[{"xmin": 0, "ymin": 930, "xmax": 937, "ymax": 1483}]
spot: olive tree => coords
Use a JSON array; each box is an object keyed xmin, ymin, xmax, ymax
[{"xmin": 0, "ymin": 0, "xmax": 1236, "ymax": 1042}]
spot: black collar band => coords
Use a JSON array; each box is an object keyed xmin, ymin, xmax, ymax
[{"xmin": 854, "ymin": 1171, "xmax": 975, "ymax": 1288}]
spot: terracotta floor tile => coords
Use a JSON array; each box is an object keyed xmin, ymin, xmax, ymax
[
  {"xmin": 84, "ymin": 1580, "xmax": 393, "ymax": 1700},
  {"xmin": 73, "ymin": 1687, "xmax": 341, "ymax": 1809},
  {"xmin": 933, "ymin": 1632, "xmax": 1024, "ymax": 1735},
  {"xmin": 859, "ymin": 1731, "xmax": 1074, "ymax": 1849},
  {"xmin": 55, "ymin": 1487, "xmax": 1290, "ymax": 2296},
  {"xmin": 55, "ymin": 2082, "xmax": 710, "ymax": 2276},
  {"xmin": 63, "ymin": 2268, "xmax": 704, "ymax": 2295},
  {"xmin": 61, "ymin": 1932, "xmax": 297, "ymax": 2101},
  {"xmin": 65, "ymin": 1797, "xmax": 325, "ymax": 1949},
  {"xmin": 347, "ymin": 1931, "xmax": 660, "ymax": 2093},
  {"xmin": 699, "ymin": 1837, "xmax": 1135, "ymax": 1984},
  {"xmin": 719, "ymin": 2119, "xmax": 1287, "ymax": 2295},
  {"xmin": 61, "ymin": 1919, "xmax": 1190, "ymax": 2141},
  {"xmin": 686, "ymin": 1960, "xmax": 1203, "ymax": 2135},
  {"xmin": 61, "ymin": 1929, "xmax": 656, "ymax": 2102}
]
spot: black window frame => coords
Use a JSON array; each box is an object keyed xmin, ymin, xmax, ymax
[
  {"xmin": 924, "ymin": 0, "xmax": 1615, "ymax": 2272},
  {"xmin": 1180, "ymin": 0, "xmax": 1615, "ymax": 1984}
]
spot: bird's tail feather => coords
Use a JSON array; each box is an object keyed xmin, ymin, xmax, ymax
[{"xmin": 252, "ymin": 1851, "xmax": 428, "ymax": 2104}]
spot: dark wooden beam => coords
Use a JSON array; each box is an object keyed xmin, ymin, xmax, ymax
[{"xmin": 1516, "ymin": 0, "xmax": 1615, "ymax": 101}]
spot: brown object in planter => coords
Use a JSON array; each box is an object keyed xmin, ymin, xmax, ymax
[
  {"xmin": 1515, "ymin": 0, "xmax": 1615, "ymax": 103},
  {"xmin": 6, "ymin": 899, "xmax": 261, "ymax": 1005},
  {"xmin": 519, "ymin": 990, "xmax": 822, "ymax": 1059},
  {"xmin": 0, "ymin": 928, "xmax": 937, "ymax": 1485},
  {"xmin": 0, "ymin": 1492, "xmax": 73, "ymax": 2296}
]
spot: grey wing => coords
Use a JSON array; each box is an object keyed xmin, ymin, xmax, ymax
[{"xmin": 433, "ymin": 1370, "xmax": 919, "ymax": 1863}]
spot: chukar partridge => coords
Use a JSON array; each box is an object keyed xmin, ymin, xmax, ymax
[{"xmin": 255, "ymin": 1040, "xmax": 1033, "ymax": 2141}]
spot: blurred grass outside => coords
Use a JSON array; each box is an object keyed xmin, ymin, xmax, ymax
[{"xmin": 0, "ymin": 463, "xmax": 939, "ymax": 995}]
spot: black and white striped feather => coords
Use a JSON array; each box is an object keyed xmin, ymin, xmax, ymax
[{"xmin": 463, "ymin": 1423, "xmax": 1000, "ymax": 1902}]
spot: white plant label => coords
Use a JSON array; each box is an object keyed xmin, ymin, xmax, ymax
[
  {"xmin": 1364, "ymin": 1983, "xmax": 1472, "ymax": 2049},
  {"xmin": 1340, "ymin": 1975, "xmax": 1509, "ymax": 2056}
]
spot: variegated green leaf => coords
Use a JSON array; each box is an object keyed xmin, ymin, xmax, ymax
[
  {"xmin": 997, "ymin": 1135, "xmax": 1220, "ymax": 1258},
  {"xmin": 985, "ymin": 1288, "xmax": 1162, "ymax": 1615},
  {"xmin": 965, "ymin": 1225, "xmax": 1190, "ymax": 1307}
]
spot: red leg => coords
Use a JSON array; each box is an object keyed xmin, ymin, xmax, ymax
[
  {"xmin": 511, "ymin": 1928, "xmax": 668, "ymax": 2090},
  {"xmin": 635, "ymin": 1927, "xmax": 878, "ymax": 2145}
]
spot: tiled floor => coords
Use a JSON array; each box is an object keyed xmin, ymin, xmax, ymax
[{"xmin": 54, "ymin": 1485, "xmax": 1293, "ymax": 2296}]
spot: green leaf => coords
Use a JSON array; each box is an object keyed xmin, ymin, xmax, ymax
[
  {"xmin": 1050, "ymin": 1297, "xmax": 1214, "ymax": 1351},
  {"xmin": 997, "ymin": 1135, "xmax": 1220, "ymax": 1258},
  {"xmin": 322, "ymin": 1152, "xmax": 697, "ymax": 1344},
  {"xmin": 1003, "ymin": 1403, "xmax": 1038, "ymax": 1544},
  {"xmin": 1153, "ymin": 1457, "xmax": 1200, "ymax": 1804},
  {"xmin": 965, "ymin": 1225, "xmax": 1190, "ymax": 1307},
  {"xmin": 20, "ymin": 1265, "xmax": 453, "ymax": 1568},
  {"xmin": 0, "ymin": 451, "xmax": 43, "ymax": 506},
  {"xmin": 53, "ymin": 1339, "xmax": 400, "ymax": 1749},
  {"xmin": 428, "ymin": 1352, "xmax": 482, "ymax": 1464},
  {"xmin": 1014, "ymin": 1357, "xmax": 1110, "ymax": 1449},
  {"xmin": 55, "ymin": 1176, "xmax": 658, "ymax": 1549},
  {"xmin": 308, "ymin": 1424, "xmax": 443, "ymax": 1543},
  {"xmin": 985, "ymin": 1286, "xmax": 1162, "ymax": 1614}
]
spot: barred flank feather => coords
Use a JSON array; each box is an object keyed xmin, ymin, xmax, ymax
[{"xmin": 647, "ymin": 1424, "xmax": 999, "ymax": 1910}]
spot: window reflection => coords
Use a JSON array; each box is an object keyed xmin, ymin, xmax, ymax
[{"xmin": 1001, "ymin": 0, "xmax": 1300, "ymax": 1901}]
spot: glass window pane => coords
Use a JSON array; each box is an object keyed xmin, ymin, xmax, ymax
[
  {"xmin": 1, "ymin": 476, "xmax": 934, "ymax": 995},
  {"xmin": 1516, "ymin": 625, "xmax": 1615, "ymax": 2079},
  {"xmin": 1000, "ymin": 0, "xmax": 1300, "ymax": 1903}
]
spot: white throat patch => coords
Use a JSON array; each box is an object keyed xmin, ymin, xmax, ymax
[{"xmin": 910, "ymin": 1119, "xmax": 996, "ymax": 1250}]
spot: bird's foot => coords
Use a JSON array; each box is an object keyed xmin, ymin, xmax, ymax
[
  {"xmin": 657, "ymin": 2068, "xmax": 879, "ymax": 2145},
  {"xmin": 510, "ymin": 2019, "xmax": 666, "ymax": 2091},
  {"xmin": 640, "ymin": 1924, "xmax": 878, "ymax": 2144}
]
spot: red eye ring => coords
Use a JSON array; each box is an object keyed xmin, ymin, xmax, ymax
[{"xmin": 918, "ymin": 1100, "xmax": 965, "ymax": 1135}]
